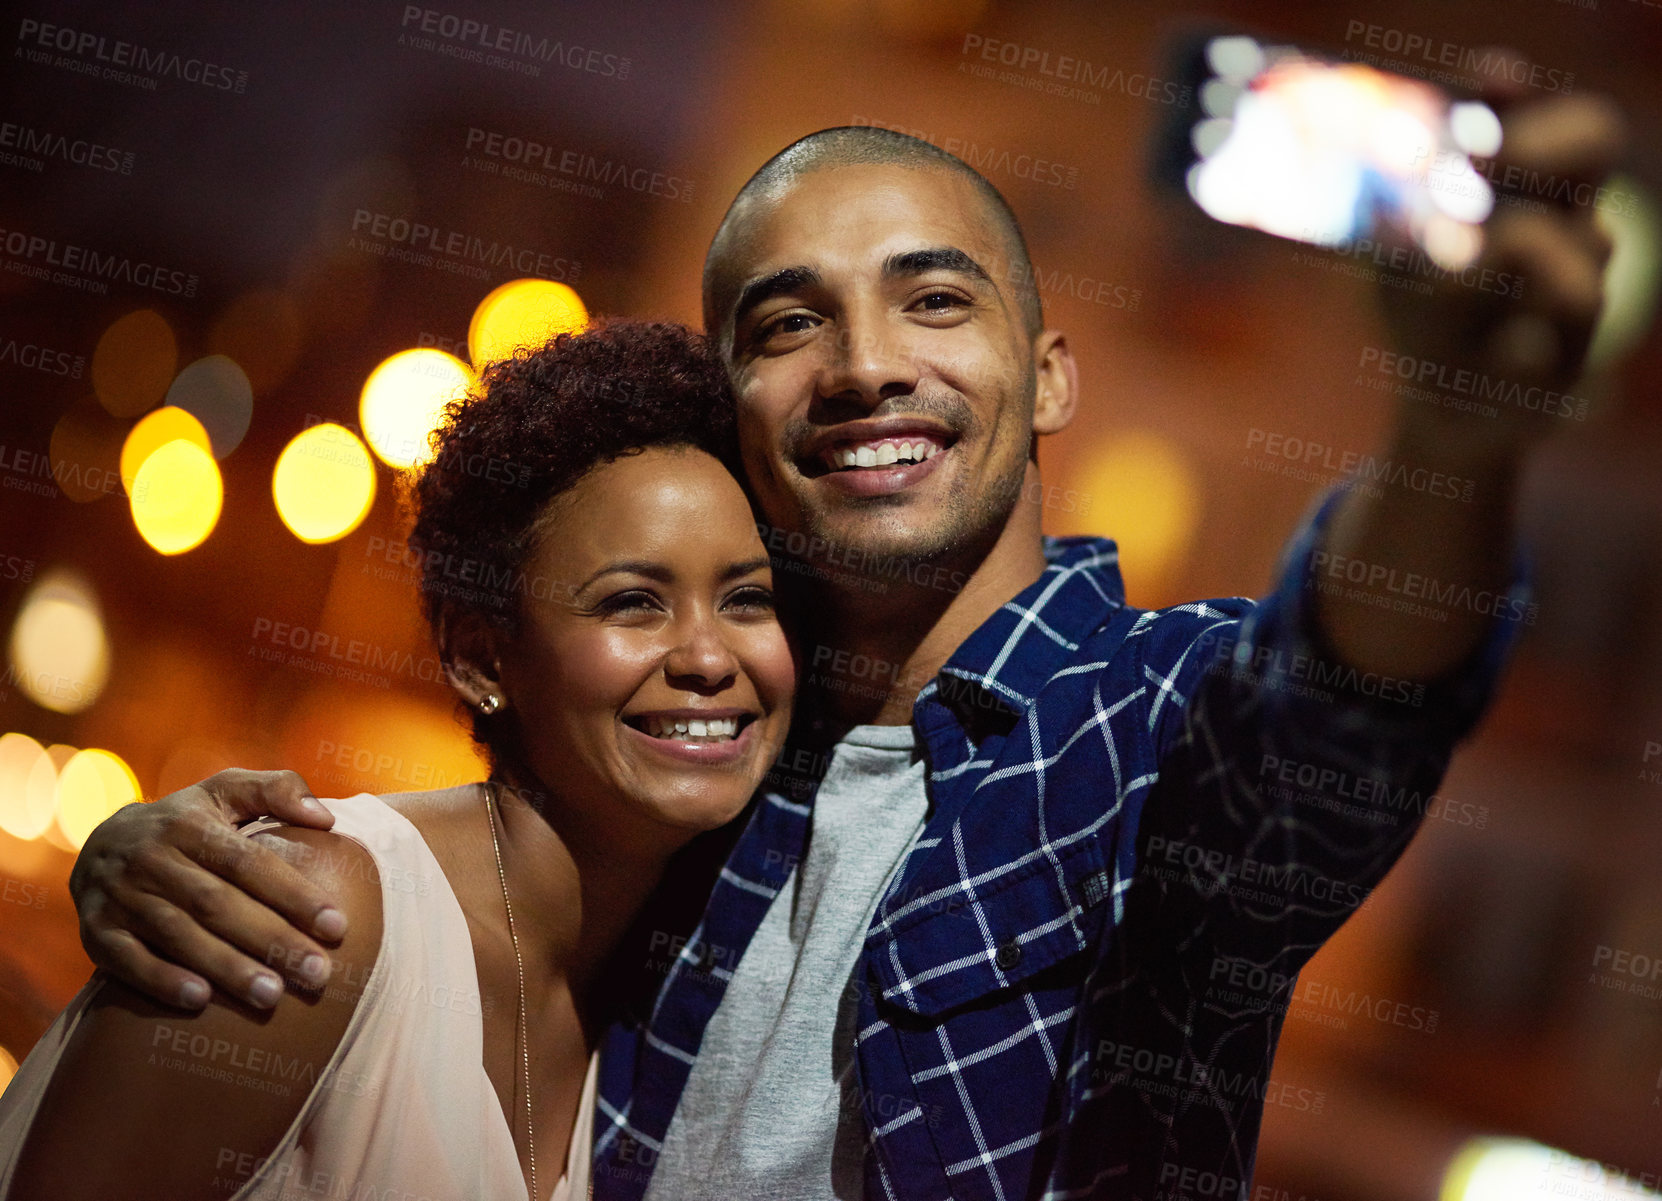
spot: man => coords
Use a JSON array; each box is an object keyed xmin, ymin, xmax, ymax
[{"xmin": 68, "ymin": 80, "xmax": 1621, "ymax": 1199}]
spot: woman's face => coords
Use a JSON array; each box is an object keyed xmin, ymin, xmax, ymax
[{"xmin": 493, "ymin": 445, "xmax": 794, "ymax": 845}]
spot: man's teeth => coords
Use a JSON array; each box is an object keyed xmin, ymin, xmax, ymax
[
  {"xmin": 642, "ymin": 715, "xmax": 741, "ymax": 741},
  {"xmin": 830, "ymin": 440, "xmax": 942, "ymax": 470}
]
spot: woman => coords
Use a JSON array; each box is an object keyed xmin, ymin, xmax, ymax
[{"xmin": 0, "ymin": 321, "xmax": 796, "ymax": 1201}]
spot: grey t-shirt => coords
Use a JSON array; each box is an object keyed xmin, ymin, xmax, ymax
[{"xmin": 643, "ymin": 723, "xmax": 928, "ymax": 1201}]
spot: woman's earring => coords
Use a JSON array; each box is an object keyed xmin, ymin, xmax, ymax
[{"xmin": 478, "ymin": 693, "xmax": 502, "ymax": 715}]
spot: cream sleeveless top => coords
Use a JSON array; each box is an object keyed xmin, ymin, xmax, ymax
[{"xmin": 0, "ymin": 792, "xmax": 596, "ymax": 1201}]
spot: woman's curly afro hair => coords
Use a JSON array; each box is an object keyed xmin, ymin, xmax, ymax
[{"xmin": 407, "ymin": 319, "xmax": 742, "ymax": 754}]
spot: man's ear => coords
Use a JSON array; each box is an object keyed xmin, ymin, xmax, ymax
[
  {"xmin": 1032, "ymin": 330, "xmax": 1078, "ymax": 436},
  {"xmin": 438, "ymin": 607, "xmax": 510, "ymax": 715}
]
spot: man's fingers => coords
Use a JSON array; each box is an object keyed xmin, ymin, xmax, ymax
[
  {"xmin": 183, "ymin": 815, "xmax": 346, "ymax": 941},
  {"xmin": 1460, "ymin": 212, "xmax": 1607, "ymax": 384},
  {"xmin": 117, "ymin": 889, "xmax": 293, "ymax": 1010},
  {"xmin": 1494, "ymin": 93, "xmax": 1627, "ymax": 185},
  {"xmin": 83, "ymin": 921, "xmax": 212, "ymax": 1011},
  {"xmin": 199, "ymin": 768, "xmax": 333, "ymax": 830},
  {"xmin": 68, "ymin": 772, "xmax": 346, "ymax": 1009},
  {"xmin": 1491, "ymin": 212, "xmax": 1608, "ymax": 329},
  {"xmin": 149, "ymin": 847, "xmax": 336, "ymax": 989},
  {"xmin": 1466, "ymin": 49, "xmax": 1627, "ymax": 208}
]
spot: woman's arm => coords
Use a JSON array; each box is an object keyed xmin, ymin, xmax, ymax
[{"xmin": 9, "ymin": 827, "xmax": 384, "ymax": 1201}]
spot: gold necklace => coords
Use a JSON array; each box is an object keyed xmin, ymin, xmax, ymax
[{"xmin": 486, "ymin": 781, "xmax": 537, "ymax": 1201}]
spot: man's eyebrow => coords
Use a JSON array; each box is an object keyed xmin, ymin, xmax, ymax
[
  {"xmin": 733, "ymin": 265, "xmax": 823, "ymax": 327},
  {"xmin": 884, "ymin": 246, "xmax": 993, "ymax": 286}
]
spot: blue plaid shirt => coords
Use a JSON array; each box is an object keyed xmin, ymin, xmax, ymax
[{"xmin": 593, "ymin": 493, "xmax": 1522, "ymax": 1201}]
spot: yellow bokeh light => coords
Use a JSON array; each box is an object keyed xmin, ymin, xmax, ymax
[
  {"xmin": 0, "ymin": 732, "xmax": 58, "ymax": 840},
  {"xmin": 92, "ymin": 309, "xmax": 178, "ymax": 418},
  {"xmin": 1440, "ymin": 1136, "xmax": 1662, "ymax": 1201},
  {"xmin": 468, "ymin": 279, "xmax": 587, "ymax": 369},
  {"xmin": 1059, "ymin": 432, "xmax": 1202, "ymax": 598},
  {"xmin": 273, "ymin": 422, "xmax": 376, "ymax": 543},
  {"xmin": 281, "ymin": 690, "xmax": 488, "ymax": 800},
  {"xmin": 119, "ymin": 406, "xmax": 213, "ymax": 493},
  {"xmin": 130, "ymin": 439, "xmax": 224, "ymax": 555},
  {"xmin": 56, "ymin": 747, "xmax": 141, "ymax": 850},
  {"xmin": 7, "ymin": 571, "xmax": 111, "ymax": 715},
  {"xmin": 359, "ymin": 348, "xmax": 474, "ymax": 469},
  {"xmin": 41, "ymin": 745, "xmax": 77, "ymax": 850},
  {"xmin": 0, "ymin": 1045, "xmax": 17, "ymax": 1100}
]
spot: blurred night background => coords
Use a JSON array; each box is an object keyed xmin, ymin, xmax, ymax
[{"xmin": 2, "ymin": 2, "xmax": 1662, "ymax": 1198}]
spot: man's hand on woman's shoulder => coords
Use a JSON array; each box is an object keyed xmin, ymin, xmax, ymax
[{"xmin": 69, "ymin": 769, "xmax": 348, "ymax": 1011}]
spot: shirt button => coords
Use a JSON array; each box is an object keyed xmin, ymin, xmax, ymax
[{"xmin": 995, "ymin": 940, "xmax": 1022, "ymax": 970}]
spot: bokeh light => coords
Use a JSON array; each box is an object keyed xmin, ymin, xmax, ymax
[
  {"xmin": 1440, "ymin": 1136, "xmax": 1662, "ymax": 1200},
  {"xmin": 154, "ymin": 736, "xmax": 239, "ymax": 800},
  {"xmin": 1449, "ymin": 101, "xmax": 1504, "ymax": 158},
  {"xmin": 1058, "ymin": 432, "xmax": 1201, "ymax": 598},
  {"xmin": 91, "ymin": 309, "xmax": 177, "ymax": 418},
  {"xmin": 119, "ymin": 406, "xmax": 213, "ymax": 493},
  {"xmin": 0, "ymin": 733, "xmax": 58, "ymax": 840},
  {"xmin": 273, "ymin": 422, "xmax": 376, "ymax": 543},
  {"xmin": 280, "ymin": 689, "xmax": 487, "ymax": 801},
  {"xmin": 359, "ymin": 348, "xmax": 474, "ymax": 469},
  {"xmin": 165, "ymin": 355, "xmax": 255, "ymax": 458},
  {"xmin": 38, "ymin": 745, "xmax": 76, "ymax": 851},
  {"xmin": 130, "ymin": 439, "xmax": 224, "ymax": 555},
  {"xmin": 55, "ymin": 748, "xmax": 141, "ymax": 850},
  {"xmin": 0, "ymin": 1046, "xmax": 17, "ymax": 1100},
  {"xmin": 1589, "ymin": 173, "xmax": 1662, "ymax": 373},
  {"xmin": 7, "ymin": 571, "xmax": 111, "ymax": 715},
  {"xmin": 468, "ymin": 279, "xmax": 587, "ymax": 369},
  {"xmin": 209, "ymin": 288, "xmax": 303, "ymax": 395},
  {"xmin": 48, "ymin": 400, "xmax": 127, "ymax": 504},
  {"xmin": 1206, "ymin": 35, "xmax": 1265, "ymax": 82}
]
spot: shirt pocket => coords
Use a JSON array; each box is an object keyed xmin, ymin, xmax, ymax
[{"xmin": 866, "ymin": 834, "xmax": 1111, "ymax": 1017}]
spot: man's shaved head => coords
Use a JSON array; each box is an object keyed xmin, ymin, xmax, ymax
[{"xmin": 703, "ymin": 126, "xmax": 1044, "ymax": 344}]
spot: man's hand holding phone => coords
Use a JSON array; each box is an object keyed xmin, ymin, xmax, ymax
[
  {"xmin": 1315, "ymin": 53, "xmax": 1627, "ymax": 683},
  {"xmin": 1376, "ymin": 59, "xmax": 1626, "ymax": 456}
]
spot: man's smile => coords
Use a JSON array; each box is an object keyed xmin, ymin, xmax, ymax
[
  {"xmin": 797, "ymin": 416, "xmax": 960, "ymax": 481},
  {"xmin": 821, "ymin": 435, "xmax": 945, "ymax": 471}
]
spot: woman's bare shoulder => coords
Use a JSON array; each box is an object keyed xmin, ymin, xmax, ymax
[
  {"xmin": 373, "ymin": 783, "xmax": 484, "ymax": 836},
  {"xmin": 284, "ymin": 784, "xmax": 474, "ymax": 825},
  {"xmin": 7, "ymin": 829, "xmax": 385, "ymax": 1201}
]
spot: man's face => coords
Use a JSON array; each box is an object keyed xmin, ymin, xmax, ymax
[{"xmin": 712, "ymin": 163, "xmax": 1041, "ymax": 566}]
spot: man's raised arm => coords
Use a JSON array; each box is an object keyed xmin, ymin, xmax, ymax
[
  {"xmin": 1094, "ymin": 86, "xmax": 1628, "ymax": 1191},
  {"xmin": 1126, "ymin": 76, "xmax": 1626, "ymax": 987},
  {"xmin": 1318, "ymin": 82, "xmax": 1625, "ymax": 680},
  {"xmin": 69, "ymin": 769, "xmax": 345, "ymax": 1010}
]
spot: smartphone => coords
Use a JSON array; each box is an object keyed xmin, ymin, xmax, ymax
[{"xmin": 1155, "ymin": 32, "xmax": 1503, "ymax": 269}]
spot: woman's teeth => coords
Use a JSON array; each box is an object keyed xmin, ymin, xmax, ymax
[
  {"xmin": 643, "ymin": 715, "xmax": 740, "ymax": 741},
  {"xmin": 829, "ymin": 440, "xmax": 941, "ymax": 470}
]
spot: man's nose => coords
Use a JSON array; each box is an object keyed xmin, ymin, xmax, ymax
[{"xmin": 816, "ymin": 307, "xmax": 921, "ymax": 408}]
